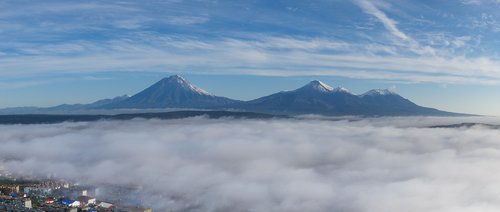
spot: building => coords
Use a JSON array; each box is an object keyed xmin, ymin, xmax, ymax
[
  {"xmin": 98, "ymin": 202, "xmax": 114, "ymax": 210},
  {"xmin": 45, "ymin": 197, "xmax": 55, "ymax": 204},
  {"xmin": 61, "ymin": 198, "xmax": 81, "ymax": 207},
  {"xmin": 0, "ymin": 184, "xmax": 20, "ymax": 194},
  {"xmin": 69, "ymin": 200, "xmax": 81, "ymax": 208},
  {"xmin": 77, "ymin": 196, "xmax": 97, "ymax": 206},
  {"xmin": 23, "ymin": 187, "xmax": 53, "ymax": 196},
  {"xmin": 24, "ymin": 199, "xmax": 32, "ymax": 209}
]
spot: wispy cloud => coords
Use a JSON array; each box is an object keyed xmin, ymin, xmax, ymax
[
  {"xmin": 355, "ymin": 0, "xmax": 410, "ymax": 41},
  {"xmin": 2, "ymin": 35, "xmax": 500, "ymax": 84},
  {"xmin": 354, "ymin": 0, "xmax": 437, "ymax": 56},
  {"xmin": 461, "ymin": 0, "xmax": 500, "ymax": 5}
]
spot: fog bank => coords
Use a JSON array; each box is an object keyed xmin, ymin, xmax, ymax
[{"xmin": 2, "ymin": 117, "xmax": 500, "ymax": 211}]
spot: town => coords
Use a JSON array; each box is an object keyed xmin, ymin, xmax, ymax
[{"xmin": 0, "ymin": 175, "xmax": 153, "ymax": 212}]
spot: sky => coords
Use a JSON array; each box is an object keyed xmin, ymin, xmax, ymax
[
  {"xmin": 1, "ymin": 0, "xmax": 500, "ymax": 115},
  {"xmin": 3, "ymin": 117, "xmax": 500, "ymax": 211}
]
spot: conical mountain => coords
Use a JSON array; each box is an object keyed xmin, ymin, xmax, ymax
[{"xmin": 103, "ymin": 75, "xmax": 238, "ymax": 109}]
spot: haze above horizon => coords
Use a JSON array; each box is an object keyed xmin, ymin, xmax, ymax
[{"xmin": 1, "ymin": 0, "xmax": 500, "ymax": 116}]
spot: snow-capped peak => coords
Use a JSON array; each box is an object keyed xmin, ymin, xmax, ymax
[
  {"xmin": 165, "ymin": 75, "xmax": 212, "ymax": 96},
  {"xmin": 360, "ymin": 89, "xmax": 397, "ymax": 97},
  {"xmin": 305, "ymin": 80, "xmax": 334, "ymax": 92},
  {"xmin": 298, "ymin": 80, "xmax": 353, "ymax": 94},
  {"xmin": 332, "ymin": 86, "xmax": 350, "ymax": 93}
]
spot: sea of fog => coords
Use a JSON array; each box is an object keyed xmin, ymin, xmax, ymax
[{"xmin": 2, "ymin": 116, "xmax": 500, "ymax": 211}]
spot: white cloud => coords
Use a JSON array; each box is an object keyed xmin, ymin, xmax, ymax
[
  {"xmin": 1, "ymin": 1, "xmax": 500, "ymax": 86},
  {"xmin": 452, "ymin": 36, "xmax": 472, "ymax": 48},
  {"xmin": 165, "ymin": 16, "xmax": 210, "ymax": 25},
  {"xmin": 355, "ymin": 0, "xmax": 409, "ymax": 41},
  {"xmin": 2, "ymin": 36, "xmax": 500, "ymax": 85},
  {"xmin": 462, "ymin": 0, "xmax": 500, "ymax": 5},
  {"xmin": 354, "ymin": 0, "xmax": 437, "ymax": 56},
  {"xmin": 2, "ymin": 117, "xmax": 500, "ymax": 211},
  {"xmin": 462, "ymin": 0, "xmax": 483, "ymax": 5}
]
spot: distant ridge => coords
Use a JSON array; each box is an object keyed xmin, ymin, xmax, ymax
[
  {"xmin": 0, "ymin": 75, "xmax": 465, "ymax": 116},
  {"xmin": 0, "ymin": 111, "xmax": 285, "ymax": 125}
]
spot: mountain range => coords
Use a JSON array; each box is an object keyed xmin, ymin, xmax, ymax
[{"xmin": 0, "ymin": 75, "xmax": 462, "ymax": 116}]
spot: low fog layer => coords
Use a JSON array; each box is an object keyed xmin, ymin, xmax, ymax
[{"xmin": 2, "ymin": 117, "xmax": 500, "ymax": 211}]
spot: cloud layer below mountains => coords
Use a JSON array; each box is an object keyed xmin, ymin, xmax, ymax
[{"xmin": 2, "ymin": 116, "xmax": 500, "ymax": 211}]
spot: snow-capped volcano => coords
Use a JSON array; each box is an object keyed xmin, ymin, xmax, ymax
[
  {"xmin": 301, "ymin": 80, "xmax": 334, "ymax": 92},
  {"xmin": 166, "ymin": 75, "xmax": 212, "ymax": 96},
  {"xmin": 298, "ymin": 80, "xmax": 351, "ymax": 94},
  {"xmin": 360, "ymin": 89, "xmax": 396, "ymax": 97},
  {"xmin": 332, "ymin": 87, "xmax": 350, "ymax": 93},
  {"xmin": 231, "ymin": 80, "xmax": 362, "ymax": 115},
  {"xmin": 103, "ymin": 75, "xmax": 238, "ymax": 109}
]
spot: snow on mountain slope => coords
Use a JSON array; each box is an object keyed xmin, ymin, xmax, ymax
[
  {"xmin": 102, "ymin": 75, "xmax": 238, "ymax": 109},
  {"xmin": 360, "ymin": 89, "xmax": 397, "ymax": 97}
]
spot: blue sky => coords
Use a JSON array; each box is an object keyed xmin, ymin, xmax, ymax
[{"xmin": 1, "ymin": 0, "xmax": 500, "ymax": 115}]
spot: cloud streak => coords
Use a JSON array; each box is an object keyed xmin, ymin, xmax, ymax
[
  {"xmin": 354, "ymin": 0, "xmax": 437, "ymax": 56},
  {"xmin": 2, "ymin": 35, "xmax": 500, "ymax": 85},
  {"xmin": 355, "ymin": 0, "xmax": 410, "ymax": 41},
  {"xmin": 2, "ymin": 117, "xmax": 500, "ymax": 211}
]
